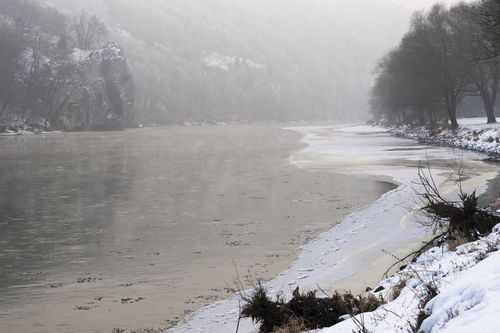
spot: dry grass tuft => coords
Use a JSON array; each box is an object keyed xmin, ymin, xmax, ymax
[
  {"xmin": 273, "ymin": 318, "xmax": 305, "ymax": 333},
  {"xmin": 389, "ymin": 277, "xmax": 409, "ymax": 301}
]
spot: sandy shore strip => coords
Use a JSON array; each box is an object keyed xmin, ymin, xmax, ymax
[{"xmin": 169, "ymin": 124, "xmax": 499, "ymax": 333}]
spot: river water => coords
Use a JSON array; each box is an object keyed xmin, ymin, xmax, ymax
[
  {"xmin": 167, "ymin": 124, "xmax": 499, "ymax": 333},
  {"xmin": 0, "ymin": 124, "xmax": 398, "ymax": 333}
]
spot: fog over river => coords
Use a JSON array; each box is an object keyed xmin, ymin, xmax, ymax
[{"xmin": 0, "ymin": 124, "xmax": 498, "ymax": 333}]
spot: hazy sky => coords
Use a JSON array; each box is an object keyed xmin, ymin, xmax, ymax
[{"xmin": 385, "ymin": 0, "xmax": 475, "ymax": 10}]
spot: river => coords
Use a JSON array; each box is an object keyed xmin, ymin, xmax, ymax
[
  {"xmin": 0, "ymin": 124, "xmax": 498, "ymax": 333},
  {"xmin": 0, "ymin": 124, "xmax": 397, "ymax": 333},
  {"xmin": 169, "ymin": 124, "xmax": 499, "ymax": 333}
]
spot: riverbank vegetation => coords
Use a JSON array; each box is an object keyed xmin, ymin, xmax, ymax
[
  {"xmin": 371, "ymin": 0, "xmax": 500, "ymax": 129},
  {"xmin": 241, "ymin": 286, "xmax": 384, "ymax": 333}
]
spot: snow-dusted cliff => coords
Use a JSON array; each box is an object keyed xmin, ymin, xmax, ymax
[
  {"xmin": 60, "ymin": 43, "xmax": 135, "ymax": 131},
  {"xmin": 0, "ymin": 0, "xmax": 135, "ymax": 133}
]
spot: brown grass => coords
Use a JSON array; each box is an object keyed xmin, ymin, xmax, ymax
[
  {"xmin": 389, "ymin": 277, "xmax": 409, "ymax": 301},
  {"xmin": 274, "ymin": 319, "xmax": 305, "ymax": 333}
]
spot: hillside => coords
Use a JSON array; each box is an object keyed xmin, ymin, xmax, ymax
[{"xmin": 40, "ymin": 0, "xmax": 411, "ymax": 124}]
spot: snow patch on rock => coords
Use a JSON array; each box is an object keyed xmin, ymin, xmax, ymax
[{"xmin": 201, "ymin": 52, "xmax": 265, "ymax": 71}]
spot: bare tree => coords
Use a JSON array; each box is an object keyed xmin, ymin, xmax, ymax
[
  {"xmin": 476, "ymin": 0, "xmax": 500, "ymax": 59},
  {"xmin": 74, "ymin": 9, "xmax": 108, "ymax": 50},
  {"xmin": 466, "ymin": 2, "xmax": 499, "ymax": 123},
  {"xmin": 411, "ymin": 5, "xmax": 474, "ymax": 129},
  {"xmin": 371, "ymin": 3, "xmax": 497, "ymax": 128}
]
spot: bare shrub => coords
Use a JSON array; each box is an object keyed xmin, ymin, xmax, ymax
[
  {"xmin": 417, "ymin": 163, "xmax": 499, "ymax": 242},
  {"xmin": 241, "ymin": 285, "xmax": 384, "ymax": 333}
]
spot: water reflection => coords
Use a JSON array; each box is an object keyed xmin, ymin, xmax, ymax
[{"xmin": 0, "ymin": 133, "xmax": 135, "ymax": 288}]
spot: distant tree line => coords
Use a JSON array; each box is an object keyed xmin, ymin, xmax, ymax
[
  {"xmin": 371, "ymin": 0, "xmax": 500, "ymax": 128},
  {"xmin": 0, "ymin": 0, "xmax": 110, "ymax": 130}
]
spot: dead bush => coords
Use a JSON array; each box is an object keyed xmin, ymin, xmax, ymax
[
  {"xmin": 241, "ymin": 285, "xmax": 384, "ymax": 333},
  {"xmin": 417, "ymin": 164, "xmax": 499, "ymax": 242}
]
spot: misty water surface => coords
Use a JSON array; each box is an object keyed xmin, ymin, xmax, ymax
[{"xmin": 0, "ymin": 124, "xmax": 396, "ymax": 332}]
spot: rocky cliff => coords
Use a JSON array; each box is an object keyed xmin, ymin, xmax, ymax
[
  {"xmin": 60, "ymin": 44, "xmax": 135, "ymax": 131},
  {"xmin": 0, "ymin": 0, "xmax": 135, "ymax": 133}
]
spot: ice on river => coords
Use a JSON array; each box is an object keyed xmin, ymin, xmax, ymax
[{"xmin": 169, "ymin": 124, "xmax": 498, "ymax": 333}]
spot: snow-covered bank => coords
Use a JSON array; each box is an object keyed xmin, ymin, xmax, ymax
[
  {"xmin": 168, "ymin": 125, "xmax": 498, "ymax": 333},
  {"xmin": 318, "ymin": 222, "xmax": 500, "ymax": 333},
  {"xmin": 0, "ymin": 129, "xmax": 59, "ymax": 136},
  {"xmin": 388, "ymin": 118, "xmax": 500, "ymax": 157}
]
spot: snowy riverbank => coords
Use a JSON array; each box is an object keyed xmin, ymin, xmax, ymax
[
  {"xmin": 387, "ymin": 118, "xmax": 500, "ymax": 157},
  {"xmin": 168, "ymin": 125, "xmax": 498, "ymax": 333},
  {"xmin": 318, "ymin": 221, "xmax": 500, "ymax": 333}
]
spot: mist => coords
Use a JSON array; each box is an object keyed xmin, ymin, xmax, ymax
[
  {"xmin": 0, "ymin": 1, "xmax": 499, "ymax": 333},
  {"xmin": 33, "ymin": 0, "xmax": 416, "ymax": 124}
]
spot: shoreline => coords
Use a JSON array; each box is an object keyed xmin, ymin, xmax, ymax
[
  {"xmin": 1, "ymin": 123, "xmax": 497, "ymax": 333},
  {"xmin": 168, "ymin": 183, "xmax": 418, "ymax": 333},
  {"xmin": 0, "ymin": 124, "xmax": 393, "ymax": 333},
  {"xmin": 169, "ymin": 124, "xmax": 499, "ymax": 332},
  {"xmin": 381, "ymin": 118, "xmax": 500, "ymax": 159}
]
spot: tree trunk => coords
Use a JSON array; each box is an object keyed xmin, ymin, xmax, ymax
[
  {"xmin": 418, "ymin": 110, "xmax": 425, "ymax": 126},
  {"xmin": 484, "ymin": 102, "xmax": 497, "ymax": 123},
  {"xmin": 0, "ymin": 102, "xmax": 8, "ymax": 120},
  {"xmin": 447, "ymin": 96, "xmax": 459, "ymax": 129},
  {"xmin": 429, "ymin": 110, "xmax": 437, "ymax": 128}
]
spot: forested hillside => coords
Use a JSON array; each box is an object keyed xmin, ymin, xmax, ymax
[
  {"xmin": 0, "ymin": 0, "xmax": 134, "ymax": 132},
  {"xmin": 40, "ymin": 0, "xmax": 411, "ymax": 124}
]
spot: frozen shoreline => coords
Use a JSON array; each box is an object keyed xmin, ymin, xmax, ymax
[
  {"xmin": 386, "ymin": 117, "xmax": 500, "ymax": 158},
  {"xmin": 0, "ymin": 124, "xmax": 393, "ymax": 333},
  {"xmin": 168, "ymin": 124, "xmax": 498, "ymax": 333}
]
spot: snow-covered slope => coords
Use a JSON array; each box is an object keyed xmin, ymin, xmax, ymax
[{"xmin": 318, "ymin": 223, "xmax": 500, "ymax": 333}]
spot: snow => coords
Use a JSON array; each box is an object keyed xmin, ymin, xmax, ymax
[
  {"xmin": 421, "ymin": 253, "xmax": 500, "ymax": 333},
  {"xmin": 168, "ymin": 124, "xmax": 497, "ymax": 333},
  {"xmin": 338, "ymin": 125, "xmax": 388, "ymax": 133},
  {"xmin": 114, "ymin": 26, "xmax": 132, "ymax": 39},
  {"xmin": 71, "ymin": 48, "xmax": 92, "ymax": 63},
  {"xmin": 153, "ymin": 42, "xmax": 173, "ymax": 54},
  {"xmin": 458, "ymin": 117, "xmax": 498, "ymax": 127},
  {"xmin": 317, "ymin": 224, "xmax": 500, "ymax": 333},
  {"xmin": 201, "ymin": 52, "xmax": 265, "ymax": 71},
  {"xmin": 70, "ymin": 44, "xmax": 125, "ymax": 65},
  {"xmin": 389, "ymin": 117, "xmax": 500, "ymax": 156}
]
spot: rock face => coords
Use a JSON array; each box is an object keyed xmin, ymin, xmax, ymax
[
  {"xmin": 60, "ymin": 44, "xmax": 135, "ymax": 131},
  {"xmin": 0, "ymin": 0, "xmax": 136, "ymax": 133}
]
